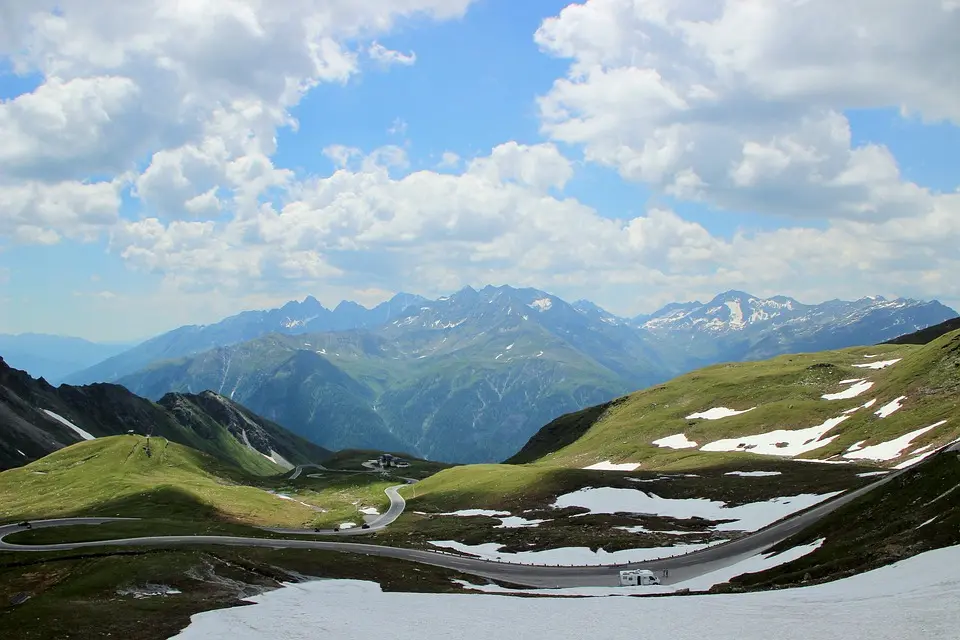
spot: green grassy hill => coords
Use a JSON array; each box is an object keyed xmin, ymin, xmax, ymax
[
  {"xmin": 0, "ymin": 436, "xmax": 317, "ymax": 526},
  {"xmin": 508, "ymin": 329, "xmax": 960, "ymax": 470}
]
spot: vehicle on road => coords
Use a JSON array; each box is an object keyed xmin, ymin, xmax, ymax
[
  {"xmin": 16, "ymin": 521, "xmax": 31, "ymax": 529},
  {"xmin": 361, "ymin": 523, "xmax": 370, "ymax": 529},
  {"xmin": 619, "ymin": 569, "xmax": 660, "ymax": 586}
]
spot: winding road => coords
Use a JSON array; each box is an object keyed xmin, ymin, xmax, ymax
[{"xmin": 1, "ymin": 450, "xmax": 943, "ymax": 588}]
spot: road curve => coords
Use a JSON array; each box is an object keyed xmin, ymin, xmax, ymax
[
  {"xmin": 0, "ymin": 460, "xmax": 916, "ymax": 589},
  {"xmin": 262, "ymin": 484, "xmax": 408, "ymax": 536},
  {"xmin": 272, "ymin": 462, "xmax": 417, "ymax": 536},
  {"xmin": 5, "ymin": 444, "xmax": 948, "ymax": 588}
]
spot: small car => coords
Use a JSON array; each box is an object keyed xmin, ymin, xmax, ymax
[
  {"xmin": 361, "ymin": 523, "xmax": 370, "ymax": 529},
  {"xmin": 16, "ymin": 521, "xmax": 31, "ymax": 529}
]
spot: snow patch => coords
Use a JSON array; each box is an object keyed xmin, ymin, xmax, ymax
[
  {"xmin": 853, "ymin": 358, "xmax": 902, "ymax": 370},
  {"xmin": 843, "ymin": 421, "xmax": 946, "ymax": 462},
  {"xmin": 43, "ymin": 409, "xmax": 95, "ymax": 441},
  {"xmin": 822, "ymin": 380, "xmax": 874, "ymax": 400},
  {"xmin": 856, "ymin": 471, "xmax": 891, "ymax": 478},
  {"xmin": 552, "ymin": 488, "xmax": 842, "ymax": 532},
  {"xmin": 495, "ymin": 516, "xmax": 548, "ymax": 529},
  {"xmin": 894, "ymin": 449, "xmax": 940, "ymax": 470},
  {"xmin": 685, "ymin": 406, "xmax": 756, "ymax": 420},
  {"xmin": 725, "ymin": 300, "xmax": 745, "ymax": 329},
  {"xmin": 359, "ymin": 507, "xmax": 380, "ymax": 516},
  {"xmin": 724, "ymin": 471, "xmax": 783, "ymax": 477},
  {"xmin": 582, "ymin": 461, "xmax": 641, "ymax": 472},
  {"xmin": 700, "ymin": 416, "xmax": 849, "ymax": 457},
  {"xmin": 437, "ymin": 509, "xmax": 511, "ymax": 518},
  {"xmin": 434, "ymin": 509, "xmax": 546, "ymax": 529},
  {"xmin": 875, "ymin": 396, "xmax": 907, "ymax": 418},
  {"xmin": 652, "ymin": 433, "xmax": 698, "ymax": 450}
]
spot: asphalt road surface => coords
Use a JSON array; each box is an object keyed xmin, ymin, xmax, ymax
[{"xmin": 1, "ymin": 450, "xmax": 945, "ymax": 589}]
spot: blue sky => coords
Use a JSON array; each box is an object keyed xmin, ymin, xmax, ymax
[{"xmin": 1, "ymin": 0, "xmax": 958, "ymax": 341}]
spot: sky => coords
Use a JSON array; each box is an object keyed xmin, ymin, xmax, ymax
[{"xmin": 0, "ymin": 0, "xmax": 958, "ymax": 342}]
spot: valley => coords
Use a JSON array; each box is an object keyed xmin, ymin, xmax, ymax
[
  {"xmin": 1, "ymin": 324, "xmax": 959, "ymax": 638},
  {"xmin": 21, "ymin": 286, "xmax": 952, "ymax": 464}
]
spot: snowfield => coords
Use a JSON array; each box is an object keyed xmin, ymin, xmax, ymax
[
  {"xmin": 724, "ymin": 471, "xmax": 782, "ymax": 477},
  {"xmin": 435, "ymin": 509, "xmax": 547, "ymax": 529},
  {"xmin": 43, "ymin": 409, "xmax": 96, "ymax": 441},
  {"xmin": 582, "ymin": 461, "xmax": 641, "ymax": 471},
  {"xmin": 652, "ymin": 433, "xmax": 699, "ymax": 449},
  {"xmin": 552, "ymin": 487, "xmax": 843, "ymax": 532},
  {"xmin": 852, "ymin": 358, "xmax": 902, "ymax": 370},
  {"xmin": 700, "ymin": 416, "xmax": 849, "ymax": 457},
  {"xmin": 874, "ymin": 396, "xmax": 907, "ymax": 418},
  {"xmin": 685, "ymin": 406, "xmax": 756, "ymax": 420},
  {"xmin": 822, "ymin": 380, "xmax": 874, "ymax": 400},
  {"xmin": 427, "ymin": 540, "xmax": 724, "ymax": 565},
  {"xmin": 172, "ymin": 545, "xmax": 960, "ymax": 640},
  {"xmin": 843, "ymin": 421, "xmax": 946, "ymax": 462}
]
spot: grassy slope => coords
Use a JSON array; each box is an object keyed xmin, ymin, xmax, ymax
[
  {"xmin": 0, "ymin": 436, "xmax": 317, "ymax": 527},
  {"xmin": 510, "ymin": 331, "xmax": 960, "ymax": 470},
  {"xmin": 392, "ymin": 334, "xmax": 958, "ymax": 550}
]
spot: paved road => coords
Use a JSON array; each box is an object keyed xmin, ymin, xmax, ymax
[
  {"xmin": 2, "ymin": 449, "xmax": 946, "ymax": 589},
  {"xmin": 262, "ymin": 484, "xmax": 408, "ymax": 536},
  {"xmin": 275, "ymin": 463, "xmax": 416, "ymax": 535}
]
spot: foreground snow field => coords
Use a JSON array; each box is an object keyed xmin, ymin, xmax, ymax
[{"xmin": 171, "ymin": 544, "xmax": 960, "ymax": 639}]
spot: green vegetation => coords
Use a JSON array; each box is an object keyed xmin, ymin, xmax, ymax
[
  {"xmin": 0, "ymin": 436, "xmax": 393, "ymax": 530},
  {"xmin": 282, "ymin": 471, "xmax": 394, "ymax": 527},
  {"xmin": 510, "ymin": 332, "xmax": 960, "ymax": 470},
  {"xmin": 404, "ymin": 458, "xmax": 873, "ymax": 512},
  {"xmin": 725, "ymin": 450, "xmax": 960, "ymax": 591},
  {"xmin": 0, "ymin": 436, "xmax": 314, "ymax": 527},
  {"xmin": 117, "ymin": 308, "xmax": 641, "ymax": 463},
  {"xmin": 0, "ymin": 545, "xmax": 478, "ymax": 639}
]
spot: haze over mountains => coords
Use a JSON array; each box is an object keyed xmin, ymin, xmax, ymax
[{"xmin": 13, "ymin": 285, "xmax": 945, "ymax": 464}]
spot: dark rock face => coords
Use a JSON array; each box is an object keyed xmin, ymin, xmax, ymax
[{"xmin": 0, "ymin": 357, "xmax": 329, "ymax": 471}]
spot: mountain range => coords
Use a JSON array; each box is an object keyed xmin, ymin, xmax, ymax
[
  {"xmin": 0, "ymin": 355, "xmax": 330, "ymax": 472},
  {"xmin": 45, "ymin": 285, "xmax": 953, "ymax": 464}
]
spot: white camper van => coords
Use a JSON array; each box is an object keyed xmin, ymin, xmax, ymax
[{"xmin": 619, "ymin": 569, "xmax": 661, "ymax": 586}]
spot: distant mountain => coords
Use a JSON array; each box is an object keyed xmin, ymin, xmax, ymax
[
  {"xmin": 0, "ymin": 355, "xmax": 330, "ymax": 472},
  {"xmin": 118, "ymin": 285, "xmax": 667, "ymax": 462},
  {"xmin": 636, "ymin": 291, "xmax": 957, "ymax": 370},
  {"xmin": 64, "ymin": 292, "xmax": 427, "ymax": 385},
  {"xmin": 82, "ymin": 285, "xmax": 956, "ymax": 464},
  {"xmin": 0, "ymin": 334, "xmax": 131, "ymax": 384}
]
